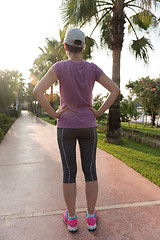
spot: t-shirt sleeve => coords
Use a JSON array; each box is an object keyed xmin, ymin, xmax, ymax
[
  {"xmin": 92, "ymin": 63, "xmax": 103, "ymax": 82},
  {"xmin": 52, "ymin": 61, "xmax": 63, "ymax": 80}
]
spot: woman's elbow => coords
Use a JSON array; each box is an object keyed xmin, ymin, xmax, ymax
[
  {"xmin": 113, "ymin": 87, "xmax": 120, "ymax": 95},
  {"xmin": 33, "ymin": 87, "xmax": 41, "ymax": 96},
  {"xmin": 117, "ymin": 88, "xmax": 120, "ymax": 94},
  {"xmin": 33, "ymin": 88, "xmax": 37, "ymax": 96}
]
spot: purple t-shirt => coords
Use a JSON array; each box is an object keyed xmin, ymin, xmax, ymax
[{"xmin": 52, "ymin": 60, "xmax": 103, "ymax": 128}]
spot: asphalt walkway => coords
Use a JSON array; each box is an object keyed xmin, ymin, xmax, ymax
[{"xmin": 0, "ymin": 110, "xmax": 160, "ymax": 240}]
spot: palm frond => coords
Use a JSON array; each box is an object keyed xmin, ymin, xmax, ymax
[
  {"xmin": 125, "ymin": 14, "xmax": 139, "ymax": 39},
  {"xmin": 125, "ymin": 0, "xmax": 160, "ymax": 14},
  {"xmin": 60, "ymin": 0, "xmax": 98, "ymax": 26},
  {"xmin": 79, "ymin": 7, "xmax": 111, "ymax": 28},
  {"xmin": 90, "ymin": 8, "xmax": 112, "ymax": 36},
  {"xmin": 59, "ymin": 28, "xmax": 67, "ymax": 42},
  {"xmin": 38, "ymin": 47, "xmax": 45, "ymax": 54},
  {"xmin": 129, "ymin": 10, "xmax": 157, "ymax": 31},
  {"xmin": 133, "ymin": 0, "xmax": 160, "ymax": 9},
  {"xmin": 100, "ymin": 13, "xmax": 112, "ymax": 49},
  {"xmin": 82, "ymin": 36, "xmax": 97, "ymax": 60},
  {"xmin": 130, "ymin": 36, "xmax": 153, "ymax": 63}
]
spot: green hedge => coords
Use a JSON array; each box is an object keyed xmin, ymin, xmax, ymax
[
  {"xmin": 6, "ymin": 106, "xmax": 21, "ymax": 118},
  {"xmin": 0, "ymin": 128, "xmax": 4, "ymax": 142},
  {"xmin": 0, "ymin": 114, "xmax": 16, "ymax": 142}
]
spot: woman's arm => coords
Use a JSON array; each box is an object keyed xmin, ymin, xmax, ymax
[
  {"xmin": 33, "ymin": 67, "xmax": 66, "ymax": 118},
  {"xmin": 90, "ymin": 72, "xmax": 120, "ymax": 117}
]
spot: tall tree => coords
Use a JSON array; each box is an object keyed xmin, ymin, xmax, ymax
[
  {"xmin": 29, "ymin": 37, "xmax": 66, "ymax": 80},
  {"xmin": 60, "ymin": 0, "xmax": 160, "ymax": 143},
  {"xmin": 25, "ymin": 83, "xmax": 35, "ymax": 113},
  {"xmin": 126, "ymin": 76, "xmax": 160, "ymax": 127},
  {"xmin": 0, "ymin": 70, "xmax": 25, "ymax": 114},
  {"xmin": 29, "ymin": 35, "xmax": 67, "ymax": 116},
  {"xmin": 120, "ymin": 96, "xmax": 141, "ymax": 127}
]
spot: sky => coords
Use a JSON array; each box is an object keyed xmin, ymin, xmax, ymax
[{"xmin": 0, "ymin": 0, "xmax": 160, "ymax": 99}]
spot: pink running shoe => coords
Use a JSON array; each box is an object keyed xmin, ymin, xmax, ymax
[
  {"xmin": 62, "ymin": 210, "xmax": 78, "ymax": 232},
  {"xmin": 86, "ymin": 209, "xmax": 97, "ymax": 231}
]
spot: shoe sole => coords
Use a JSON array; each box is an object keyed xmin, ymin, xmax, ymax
[
  {"xmin": 87, "ymin": 223, "xmax": 96, "ymax": 230},
  {"xmin": 87, "ymin": 214, "xmax": 98, "ymax": 231},
  {"xmin": 62, "ymin": 217, "xmax": 78, "ymax": 232}
]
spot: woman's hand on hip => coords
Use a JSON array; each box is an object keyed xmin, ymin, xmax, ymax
[
  {"xmin": 54, "ymin": 107, "xmax": 68, "ymax": 118},
  {"xmin": 89, "ymin": 106, "xmax": 101, "ymax": 117}
]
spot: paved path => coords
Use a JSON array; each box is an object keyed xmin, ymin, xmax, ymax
[{"xmin": 0, "ymin": 110, "xmax": 160, "ymax": 240}]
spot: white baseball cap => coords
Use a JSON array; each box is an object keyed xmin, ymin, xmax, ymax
[{"xmin": 64, "ymin": 28, "xmax": 85, "ymax": 48}]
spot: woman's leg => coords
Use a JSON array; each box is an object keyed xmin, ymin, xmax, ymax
[
  {"xmin": 57, "ymin": 128, "xmax": 77, "ymax": 218},
  {"xmin": 78, "ymin": 127, "xmax": 98, "ymax": 215},
  {"xmin": 63, "ymin": 182, "xmax": 77, "ymax": 217},
  {"xmin": 85, "ymin": 180, "xmax": 98, "ymax": 215}
]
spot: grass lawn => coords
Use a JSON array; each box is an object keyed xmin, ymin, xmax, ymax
[
  {"xmin": 29, "ymin": 112, "xmax": 57, "ymax": 125},
  {"xmin": 97, "ymin": 129, "xmax": 160, "ymax": 187},
  {"xmin": 33, "ymin": 113, "xmax": 160, "ymax": 187},
  {"xmin": 41, "ymin": 117, "xmax": 57, "ymax": 125},
  {"xmin": 121, "ymin": 121, "xmax": 160, "ymax": 136}
]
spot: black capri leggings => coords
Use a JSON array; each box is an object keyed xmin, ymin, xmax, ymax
[{"xmin": 57, "ymin": 127, "xmax": 98, "ymax": 183}]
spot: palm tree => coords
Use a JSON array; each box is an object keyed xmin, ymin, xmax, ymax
[
  {"xmin": 29, "ymin": 35, "xmax": 67, "ymax": 117},
  {"xmin": 30, "ymin": 37, "xmax": 67, "ymax": 80},
  {"xmin": 0, "ymin": 70, "xmax": 25, "ymax": 114},
  {"xmin": 60, "ymin": 0, "xmax": 160, "ymax": 143}
]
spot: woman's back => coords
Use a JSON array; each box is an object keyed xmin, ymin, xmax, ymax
[{"xmin": 52, "ymin": 59, "xmax": 103, "ymax": 128}]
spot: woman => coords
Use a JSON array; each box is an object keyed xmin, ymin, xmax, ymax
[{"xmin": 33, "ymin": 28, "xmax": 120, "ymax": 232}]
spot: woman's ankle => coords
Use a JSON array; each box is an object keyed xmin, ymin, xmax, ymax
[{"xmin": 87, "ymin": 209, "xmax": 95, "ymax": 216}]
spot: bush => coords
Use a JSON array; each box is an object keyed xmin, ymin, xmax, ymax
[
  {"xmin": 0, "ymin": 113, "xmax": 16, "ymax": 135},
  {"xmin": 0, "ymin": 113, "xmax": 9, "ymax": 123},
  {"xmin": 6, "ymin": 108, "xmax": 20, "ymax": 118},
  {"xmin": 0, "ymin": 128, "xmax": 4, "ymax": 143},
  {"xmin": 18, "ymin": 105, "xmax": 21, "ymax": 117},
  {"xmin": 1, "ymin": 123, "xmax": 12, "ymax": 135}
]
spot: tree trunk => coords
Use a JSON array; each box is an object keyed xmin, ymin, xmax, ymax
[
  {"xmin": 145, "ymin": 113, "xmax": 147, "ymax": 126},
  {"xmin": 151, "ymin": 110, "xmax": 156, "ymax": 127},
  {"xmin": 30, "ymin": 102, "xmax": 34, "ymax": 113},
  {"xmin": 34, "ymin": 100, "xmax": 36, "ymax": 113},
  {"xmin": 105, "ymin": 49, "xmax": 122, "ymax": 143},
  {"xmin": 105, "ymin": 2, "xmax": 125, "ymax": 143},
  {"xmin": 36, "ymin": 103, "xmax": 42, "ymax": 117},
  {"xmin": 156, "ymin": 109, "xmax": 160, "ymax": 127}
]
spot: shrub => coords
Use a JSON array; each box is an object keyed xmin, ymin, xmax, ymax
[
  {"xmin": 6, "ymin": 108, "xmax": 19, "ymax": 118},
  {"xmin": 0, "ymin": 113, "xmax": 16, "ymax": 135},
  {"xmin": 0, "ymin": 113, "xmax": 9, "ymax": 124},
  {"xmin": 0, "ymin": 128, "xmax": 4, "ymax": 143}
]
